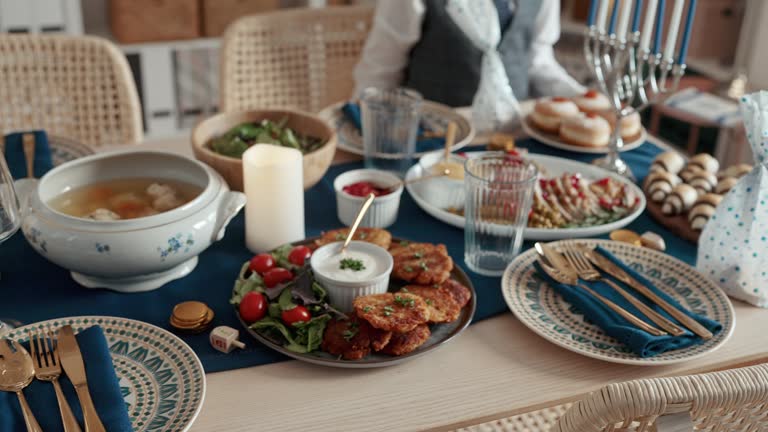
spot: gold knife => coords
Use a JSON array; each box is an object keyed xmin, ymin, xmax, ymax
[
  {"xmin": 582, "ymin": 246, "xmax": 714, "ymax": 340},
  {"xmin": 535, "ymin": 242, "xmax": 576, "ymax": 276},
  {"xmin": 58, "ymin": 326, "xmax": 106, "ymax": 432}
]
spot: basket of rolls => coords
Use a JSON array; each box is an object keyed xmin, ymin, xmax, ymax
[{"xmin": 642, "ymin": 150, "xmax": 752, "ymax": 243}]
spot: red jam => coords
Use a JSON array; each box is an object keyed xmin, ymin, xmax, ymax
[
  {"xmin": 343, "ymin": 181, "xmax": 391, "ymax": 197},
  {"xmin": 552, "ymin": 96, "xmax": 569, "ymax": 102},
  {"xmin": 584, "ymin": 89, "xmax": 600, "ymax": 98},
  {"xmin": 586, "ymin": 112, "xmax": 599, "ymax": 119}
]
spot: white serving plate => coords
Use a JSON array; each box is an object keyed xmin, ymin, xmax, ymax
[
  {"xmin": 519, "ymin": 100, "xmax": 646, "ymax": 154},
  {"xmin": 5, "ymin": 316, "xmax": 206, "ymax": 431},
  {"xmin": 318, "ymin": 101, "xmax": 475, "ymax": 158},
  {"xmin": 405, "ymin": 152, "xmax": 646, "ymax": 241},
  {"xmin": 502, "ymin": 240, "xmax": 735, "ymax": 365}
]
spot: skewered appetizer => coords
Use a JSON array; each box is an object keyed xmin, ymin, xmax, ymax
[
  {"xmin": 559, "ymin": 112, "xmax": 611, "ymax": 148},
  {"xmin": 529, "ymin": 97, "xmax": 580, "ymax": 133},
  {"xmin": 528, "ymin": 174, "xmax": 640, "ymax": 228},
  {"xmin": 689, "ymin": 193, "xmax": 724, "ymax": 231}
]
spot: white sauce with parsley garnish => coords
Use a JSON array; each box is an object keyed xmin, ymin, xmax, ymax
[{"xmin": 315, "ymin": 249, "xmax": 382, "ymax": 282}]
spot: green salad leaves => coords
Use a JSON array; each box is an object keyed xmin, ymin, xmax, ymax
[{"xmin": 209, "ymin": 118, "xmax": 325, "ymax": 159}]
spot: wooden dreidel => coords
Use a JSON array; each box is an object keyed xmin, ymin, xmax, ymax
[{"xmin": 210, "ymin": 326, "xmax": 245, "ymax": 353}]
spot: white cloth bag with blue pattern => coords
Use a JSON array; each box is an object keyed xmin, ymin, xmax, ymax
[
  {"xmin": 697, "ymin": 90, "xmax": 768, "ymax": 307},
  {"xmin": 446, "ymin": 0, "xmax": 519, "ymax": 132}
]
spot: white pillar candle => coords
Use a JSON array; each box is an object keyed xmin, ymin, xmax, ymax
[
  {"xmin": 617, "ymin": 0, "xmax": 634, "ymax": 41},
  {"xmin": 242, "ymin": 144, "xmax": 305, "ymax": 253},
  {"xmin": 664, "ymin": 0, "xmax": 685, "ymax": 60},
  {"xmin": 596, "ymin": 0, "xmax": 611, "ymax": 33},
  {"xmin": 639, "ymin": 0, "xmax": 659, "ymax": 51}
]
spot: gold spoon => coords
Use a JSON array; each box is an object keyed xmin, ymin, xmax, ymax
[
  {"xmin": 443, "ymin": 121, "xmax": 457, "ymax": 162},
  {"xmin": 22, "ymin": 133, "xmax": 35, "ymax": 179},
  {"xmin": 340, "ymin": 192, "xmax": 376, "ymax": 254}
]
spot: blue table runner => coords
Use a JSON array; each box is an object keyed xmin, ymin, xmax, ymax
[{"xmin": 0, "ymin": 138, "xmax": 697, "ymax": 372}]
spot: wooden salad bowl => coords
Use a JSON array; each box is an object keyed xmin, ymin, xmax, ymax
[{"xmin": 191, "ymin": 109, "xmax": 337, "ymax": 191}]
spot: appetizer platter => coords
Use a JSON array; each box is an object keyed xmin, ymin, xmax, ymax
[
  {"xmin": 318, "ymin": 101, "xmax": 474, "ymax": 157},
  {"xmin": 642, "ymin": 151, "xmax": 751, "ymax": 243},
  {"xmin": 520, "ymin": 96, "xmax": 646, "ymax": 154},
  {"xmin": 230, "ymin": 227, "xmax": 476, "ymax": 368},
  {"xmin": 502, "ymin": 240, "xmax": 735, "ymax": 366},
  {"xmin": 406, "ymin": 152, "xmax": 645, "ymax": 241}
]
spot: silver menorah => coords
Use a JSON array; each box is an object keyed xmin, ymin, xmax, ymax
[{"xmin": 584, "ymin": 26, "xmax": 686, "ymax": 180}]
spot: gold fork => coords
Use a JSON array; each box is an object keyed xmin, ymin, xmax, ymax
[
  {"xmin": 29, "ymin": 329, "xmax": 83, "ymax": 432},
  {"xmin": 560, "ymin": 243, "xmax": 685, "ymax": 337},
  {"xmin": 536, "ymin": 257, "xmax": 667, "ymax": 336}
]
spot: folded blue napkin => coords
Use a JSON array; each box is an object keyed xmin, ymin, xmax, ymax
[
  {"xmin": 341, "ymin": 102, "xmax": 445, "ymax": 152},
  {"xmin": 0, "ymin": 326, "xmax": 133, "ymax": 432},
  {"xmin": 534, "ymin": 247, "xmax": 722, "ymax": 358},
  {"xmin": 3, "ymin": 131, "xmax": 54, "ymax": 179}
]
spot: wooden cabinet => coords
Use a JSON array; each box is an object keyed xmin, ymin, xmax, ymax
[
  {"xmin": 110, "ymin": 0, "xmax": 201, "ymax": 44},
  {"xmin": 201, "ymin": 0, "xmax": 280, "ymax": 37}
]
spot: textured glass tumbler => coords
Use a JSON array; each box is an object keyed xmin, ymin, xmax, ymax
[
  {"xmin": 464, "ymin": 154, "xmax": 537, "ymax": 276},
  {"xmin": 360, "ymin": 87, "xmax": 422, "ymax": 177}
]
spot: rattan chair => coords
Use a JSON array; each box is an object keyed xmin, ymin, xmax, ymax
[
  {"xmin": 459, "ymin": 362, "xmax": 768, "ymax": 431},
  {"xmin": 220, "ymin": 5, "xmax": 373, "ymax": 113},
  {"xmin": 0, "ymin": 34, "xmax": 143, "ymax": 147}
]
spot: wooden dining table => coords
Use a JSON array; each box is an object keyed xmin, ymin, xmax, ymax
[{"xmin": 103, "ymin": 131, "xmax": 768, "ymax": 432}]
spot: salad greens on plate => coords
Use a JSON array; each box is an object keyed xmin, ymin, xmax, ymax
[{"xmin": 230, "ymin": 244, "xmax": 344, "ymax": 354}]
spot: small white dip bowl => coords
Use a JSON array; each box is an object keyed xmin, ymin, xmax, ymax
[
  {"xmin": 310, "ymin": 240, "xmax": 393, "ymax": 312},
  {"xmin": 18, "ymin": 150, "xmax": 246, "ymax": 293},
  {"xmin": 410, "ymin": 152, "xmax": 466, "ymax": 211},
  {"xmin": 333, "ymin": 169, "xmax": 403, "ymax": 228}
]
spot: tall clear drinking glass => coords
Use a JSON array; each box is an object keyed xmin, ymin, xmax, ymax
[
  {"xmin": 464, "ymin": 154, "xmax": 537, "ymax": 276},
  {"xmin": 0, "ymin": 152, "xmax": 21, "ymax": 335},
  {"xmin": 360, "ymin": 87, "xmax": 422, "ymax": 177}
]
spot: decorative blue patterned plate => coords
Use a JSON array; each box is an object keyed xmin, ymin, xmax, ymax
[
  {"xmin": 6, "ymin": 316, "xmax": 206, "ymax": 431},
  {"xmin": 502, "ymin": 240, "xmax": 735, "ymax": 365}
]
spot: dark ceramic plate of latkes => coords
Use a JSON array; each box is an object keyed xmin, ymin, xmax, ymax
[{"xmin": 235, "ymin": 237, "xmax": 477, "ymax": 368}]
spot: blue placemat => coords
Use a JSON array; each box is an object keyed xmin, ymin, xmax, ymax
[{"xmin": 0, "ymin": 138, "xmax": 694, "ymax": 373}]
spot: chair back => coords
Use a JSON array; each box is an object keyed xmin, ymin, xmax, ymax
[
  {"xmin": 220, "ymin": 5, "xmax": 373, "ymax": 113},
  {"xmin": 553, "ymin": 363, "xmax": 768, "ymax": 432},
  {"xmin": 0, "ymin": 34, "xmax": 143, "ymax": 147}
]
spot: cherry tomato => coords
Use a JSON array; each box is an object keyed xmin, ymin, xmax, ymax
[
  {"xmin": 288, "ymin": 245, "xmax": 312, "ymax": 266},
  {"xmin": 281, "ymin": 305, "xmax": 311, "ymax": 325},
  {"xmin": 263, "ymin": 267, "xmax": 293, "ymax": 288},
  {"xmin": 239, "ymin": 292, "xmax": 267, "ymax": 323},
  {"xmin": 249, "ymin": 253, "xmax": 275, "ymax": 274}
]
